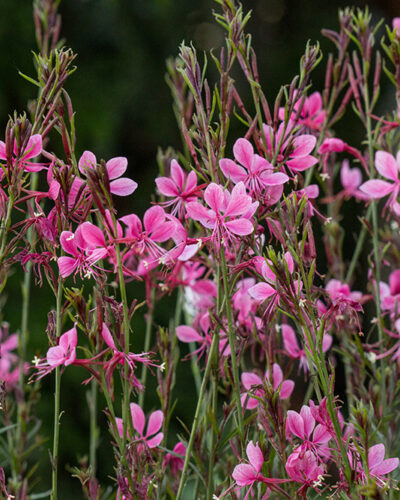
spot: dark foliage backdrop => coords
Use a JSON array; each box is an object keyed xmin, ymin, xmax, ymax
[{"xmin": 0, "ymin": 0, "xmax": 398, "ymax": 496}]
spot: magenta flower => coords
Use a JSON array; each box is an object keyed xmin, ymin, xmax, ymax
[
  {"xmin": 286, "ymin": 405, "xmax": 331, "ymax": 459},
  {"xmin": 163, "ymin": 442, "xmax": 186, "ymax": 476},
  {"xmin": 219, "ymin": 138, "xmax": 288, "ymax": 197},
  {"xmin": 350, "ymin": 444, "xmax": 399, "ymax": 487},
  {"xmin": 285, "ymin": 449, "xmax": 324, "ymax": 487},
  {"xmin": 58, "ymin": 225, "xmax": 108, "ymax": 279},
  {"xmin": 34, "ymin": 325, "xmax": 78, "ymax": 380},
  {"xmin": 279, "ymin": 91, "xmax": 326, "ymax": 131},
  {"xmin": 46, "ymin": 325, "xmax": 78, "ymax": 367},
  {"xmin": 186, "ymin": 182, "xmax": 258, "ymax": 249},
  {"xmin": 155, "ymin": 159, "xmax": 200, "ymax": 218},
  {"xmin": 241, "ymin": 363, "xmax": 294, "ymax": 409},
  {"xmin": 0, "ymin": 134, "xmax": 45, "ymax": 172},
  {"xmin": 116, "ymin": 403, "xmax": 163, "ymax": 453},
  {"xmin": 281, "ymin": 324, "xmax": 332, "ymax": 373},
  {"xmin": 359, "ymin": 151, "xmax": 400, "ymax": 215},
  {"xmin": 78, "ymin": 150, "xmax": 138, "ymax": 196},
  {"xmin": 232, "ymin": 441, "xmax": 288, "ymax": 498},
  {"xmin": 262, "ymin": 122, "xmax": 318, "ymax": 172}
]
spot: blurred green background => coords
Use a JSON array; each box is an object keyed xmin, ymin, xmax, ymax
[{"xmin": 0, "ymin": 0, "xmax": 399, "ymax": 497}]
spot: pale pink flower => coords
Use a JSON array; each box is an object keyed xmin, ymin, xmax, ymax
[
  {"xmin": 380, "ymin": 270, "xmax": 400, "ymax": 314},
  {"xmin": 340, "ymin": 159, "xmax": 366, "ymax": 199},
  {"xmin": 279, "ymin": 91, "xmax": 326, "ymax": 131},
  {"xmin": 232, "ymin": 278, "xmax": 262, "ymax": 330},
  {"xmin": 350, "ymin": 443, "xmax": 399, "ymax": 487},
  {"xmin": 219, "ymin": 138, "xmax": 288, "ymax": 197},
  {"xmin": 262, "ymin": 122, "xmax": 318, "ymax": 172},
  {"xmin": 78, "ymin": 150, "xmax": 138, "ymax": 196},
  {"xmin": 186, "ymin": 182, "xmax": 258, "ymax": 249},
  {"xmin": 393, "ymin": 18, "xmax": 400, "ymax": 35},
  {"xmin": 116, "ymin": 403, "xmax": 163, "ymax": 453},
  {"xmin": 241, "ymin": 363, "xmax": 294, "ymax": 409},
  {"xmin": 359, "ymin": 151, "xmax": 400, "ymax": 214},
  {"xmin": 155, "ymin": 159, "xmax": 200, "ymax": 218}
]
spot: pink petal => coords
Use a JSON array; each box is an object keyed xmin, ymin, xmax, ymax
[
  {"xmin": 23, "ymin": 134, "xmax": 42, "ymax": 159},
  {"xmin": 280, "ymin": 380, "xmax": 295, "ymax": 400},
  {"xmin": 110, "ymin": 178, "xmax": 138, "ymax": 196},
  {"xmin": 241, "ymin": 372, "xmax": 263, "ymax": 390},
  {"xmin": 313, "ymin": 424, "xmax": 331, "ymax": 444},
  {"xmin": 101, "ymin": 324, "xmax": 116, "ymax": 350},
  {"xmin": 156, "ymin": 177, "xmax": 179, "ymax": 197},
  {"xmin": 58, "ymin": 256, "xmax": 78, "ymax": 278},
  {"xmin": 106, "ymin": 156, "xmax": 128, "ymax": 179},
  {"xmin": 286, "ymin": 156, "xmax": 318, "ymax": 172},
  {"xmin": 59, "ymin": 325, "xmax": 78, "ymax": 351},
  {"xmin": 308, "ymin": 92, "xmax": 322, "ymax": 116},
  {"xmin": 291, "ymin": 135, "xmax": 316, "ymax": 157},
  {"xmin": 78, "ymin": 150, "xmax": 97, "ymax": 175},
  {"xmin": 204, "ymin": 183, "xmax": 224, "ymax": 212},
  {"xmin": 146, "ymin": 410, "xmax": 164, "ymax": 437},
  {"xmin": 233, "ymin": 138, "xmax": 254, "ymax": 168},
  {"xmin": 246, "ymin": 441, "xmax": 263, "ymax": 473},
  {"xmin": 271, "ymin": 363, "xmax": 283, "ymax": 388},
  {"xmin": 170, "ymin": 159, "xmax": 185, "ymax": 189},
  {"xmin": 146, "ymin": 431, "xmax": 164, "ymax": 448},
  {"xmin": 130, "ymin": 403, "xmax": 145, "ymax": 436},
  {"xmin": 372, "ymin": 457, "xmax": 399, "ymax": 476},
  {"xmin": 232, "ymin": 464, "xmax": 256, "ymax": 486},
  {"xmin": 0, "ymin": 141, "xmax": 5, "ymax": 159},
  {"xmin": 300, "ymin": 405, "xmax": 315, "ymax": 438},
  {"xmin": 46, "ymin": 346, "xmax": 64, "ymax": 367},
  {"xmin": 368, "ymin": 444, "xmax": 385, "ymax": 468},
  {"xmin": 60, "ymin": 231, "xmax": 79, "ymax": 256},
  {"xmin": 143, "ymin": 206, "xmax": 166, "ymax": 233},
  {"xmin": 224, "ymin": 218, "xmax": 254, "ymax": 236},
  {"xmin": 286, "ymin": 410, "xmax": 304, "ymax": 439},
  {"xmin": 186, "ymin": 202, "xmax": 214, "ymax": 226},
  {"xmin": 282, "ymin": 324, "xmax": 300, "ymax": 357},
  {"xmin": 225, "ymin": 182, "xmax": 252, "ymax": 217},
  {"xmin": 248, "ymin": 283, "xmax": 275, "ymax": 301},
  {"xmin": 375, "ymin": 151, "xmax": 399, "ymax": 181},
  {"xmin": 80, "ymin": 222, "xmax": 106, "ymax": 248},
  {"xmin": 359, "ymin": 179, "xmax": 394, "ymax": 198},
  {"xmin": 259, "ymin": 171, "xmax": 289, "ymax": 186},
  {"xmin": 176, "ymin": 325, "xmax": 203, "ymax": 343},
  {"xmin": 219, "ymin": 158, "xmax": 247, "ymax": 183}
]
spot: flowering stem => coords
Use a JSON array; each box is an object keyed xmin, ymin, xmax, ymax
[
  {"xmin": 138, "ymin": 287, "xmax": 155, "ymax": 408},
  {"xmin": 220, "ymin": 248, "xmax": 244, "ymax": 446},
  {"xmin": 89, "ymin": 379, "xmax": 98, "ymax": 473},
  {"xmin": 176, "ymin": 332, "xmax": 219, "ymax": 500},
  {"xmin": 51, "ymin": 279, "xmax": 63, "ymax": 500}
]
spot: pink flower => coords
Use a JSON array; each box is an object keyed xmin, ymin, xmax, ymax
[
  {"xmin": 262, "ymin": 122, "xmax": 318, "ymax": 172},
  {"xmin": 116, "ymin": 403, "xmax": 163, "ymax": 453},
  {"xmin": 186, "ymin": 182, "xmax": 258, "ymax": 249},
  {"xmin": 359, "ymin": 151, "xmax": 400, "ymax": 215},
  {"xmin": 285, "ymin": 449, "xmax": 324, "ymax": 487},
  {"xmin": 155, "ymin": 159, "xmax": 200, "ymax": 218},
  {"xmin": 34, "ymin": 325, "xmax": 78, "ymax": 380},
  {"xmin": 0, "ymin": 134, "xmax": 45, "ymax": 172},
  {"xmin": 58, "ymin": 226, "xmax": 108, "ymax": 279},
  {"xmin": 78, "ymin": 150, "xmax": 138, "ymax": 196},
  {"xmin": 340, "ymin": 159, "xmax": 365, "ymax": 199},
  {"xmin": 281, "ymin": 324, "xmax": 332, "ymax": 373},
  {"xmin": 380, "ymin": 269, "xmax": 400, "ymax": 314},
  {"xmin": 286, "ymin": 405, "xmax": 331, "ymax": 459},
  {"xmin": 350, "ymin": 444, "xmax": 399, "ymax": 487},
  {"xmin": 219, "ymin": 138, "xmax": 288, "ymax": 197},
  {"xmin": 241, "ymin": 363, "xmax": 294, "ymax": 409},
  {"xmin": 233, "ymin": 441, "xmax": 288, "ymax": 498},
  {"xmin": 46, "ymin": 325, "xmax": 78, "ymax": 367},
  {"xmin": 163, "ymin": 442, "xmax": 186, "ymax": 475},
  {"xmin": 393, "ymin": 18, "xmax": 400, "ymax": 35},
  {"xmin": 279, "ymin": 91, "xmax": 326, "ymax": 131}
]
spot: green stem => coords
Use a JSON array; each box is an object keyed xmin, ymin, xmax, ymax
[
  {"xmin": 220, "ymin": 248, "xmax": 244, "ymax": 446},
  {"xmin": 51, "ymin": 280, "xmax": 63, "ymax": 500},
  {"xmin": 89, "ymin": 379, "xmax": 98, "ymax": 473},
  {"xmin": 176, "ymin": 333, "xmax": 219, "ymax": 500},
  {"xmin": 138, "ymin": 288, "xmax": 155, "ymax": 408}
]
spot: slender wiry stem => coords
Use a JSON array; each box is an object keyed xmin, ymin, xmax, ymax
[
  {"xmin": 220, "ymin": 248, "xmax": 244, "ymax": 446},
  {"xmin": 51, "ymin": 279, "xmax": 63, "ymax": 500},
  {"xmin": 176, "ymin": 333, "xmax": 219, "ymax": 500},
  {"xmin": 138, "ymin": 287, "xmax": 155, "ymax": 408}
]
